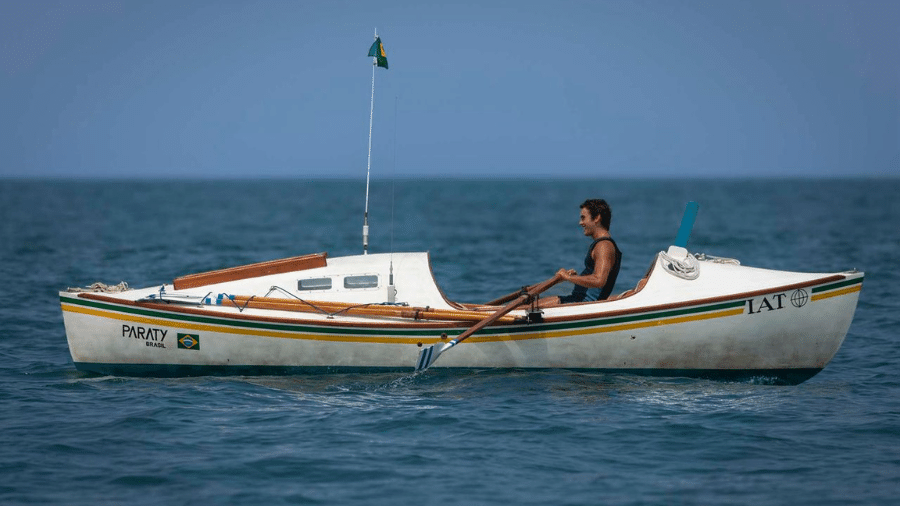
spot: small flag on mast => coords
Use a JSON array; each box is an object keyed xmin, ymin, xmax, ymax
[{"xmin": 367, "ymin": 37, "xmax": 388, "ymax": 69}]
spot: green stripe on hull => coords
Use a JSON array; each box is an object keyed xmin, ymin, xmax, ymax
[{"xmin": 812, "ymin": 276, "xmax": 864, "ymax": 293}]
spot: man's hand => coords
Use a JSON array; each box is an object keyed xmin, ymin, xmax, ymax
[{"xmin": 556, "ymin": 268, "xmax": 578, "ymax": 281}]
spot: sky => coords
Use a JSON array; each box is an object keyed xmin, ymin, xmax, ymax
[{"xmin": 1, "ymin": 0, "xmax": 897, "ymax": 179}]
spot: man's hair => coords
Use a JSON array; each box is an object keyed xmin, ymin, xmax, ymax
[{"xmin": 581, "ymin": 199, "xmax": 612, "ymax": 230}]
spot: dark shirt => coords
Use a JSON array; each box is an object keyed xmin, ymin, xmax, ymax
[{"xmin": 559, "ymin": 237, "xmax": 621, "ymax": 303}]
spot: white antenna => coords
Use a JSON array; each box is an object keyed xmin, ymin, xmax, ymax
[{"xmin": 363, "ymin": 29, "xmax": 378, "ymax": 255}]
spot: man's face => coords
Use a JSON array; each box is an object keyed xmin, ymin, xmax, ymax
[{"xmin": 578, "ymin": 208, "xmax": 601, "ymax": 236}]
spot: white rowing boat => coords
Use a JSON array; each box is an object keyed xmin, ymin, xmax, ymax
[{"xmin": 59, "ymin": 238, "xmax": 862, "ymax": 384}]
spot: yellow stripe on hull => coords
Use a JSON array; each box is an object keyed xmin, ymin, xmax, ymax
[{"xmin": 812, "ymin": 284, "xmax": 862, "ymax": 302}]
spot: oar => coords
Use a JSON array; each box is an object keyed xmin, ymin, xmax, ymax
[
  {"xmin": 482, "ymin": 282, "xmax": 539, "ymax": 306},
  {"xmin": 414, "ymin": 273, "xmax": 563, "ymax": 372}
]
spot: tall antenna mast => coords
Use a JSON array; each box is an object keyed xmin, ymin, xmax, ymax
[
  {"xmin": 363, "ymin": 29, "xmax": 388, "ymax": 254},
  {"xmin": 363, "ymin": 30, "xmax": 376, "ymax": 255}
]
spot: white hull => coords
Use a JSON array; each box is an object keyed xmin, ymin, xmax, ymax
[{"xmin": 60, "ymin": 250, "xmax": 863, "ymax": 384}]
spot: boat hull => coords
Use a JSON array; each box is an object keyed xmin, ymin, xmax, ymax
[{"xmin": 60, "ymin": 272, "xmax": 862, "ymax": 385}]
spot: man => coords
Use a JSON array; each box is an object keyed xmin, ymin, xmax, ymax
[{"xmin": 540, "ymin": 199, "xmax": 622, "ymax": 307}]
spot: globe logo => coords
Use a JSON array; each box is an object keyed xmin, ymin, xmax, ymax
[{"xmin": 791, "ymin": 289, "xmax": 809, "ymax": 308}]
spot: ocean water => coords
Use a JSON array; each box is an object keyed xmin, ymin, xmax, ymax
[{"xmin": 1, "ymin": 178, "xmax": 898, "ymax": 505}]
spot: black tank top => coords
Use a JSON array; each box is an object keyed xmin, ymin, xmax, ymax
[{"xmin": 566, "ymin": 237, "xmax": 622, "ymax": 302}]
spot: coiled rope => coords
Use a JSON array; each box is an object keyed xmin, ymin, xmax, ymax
[
  {"xmin": 658, "ymin": 251, "xmax": 700, "ymax": 280},
  {"xmin": 66, "ymin": 281, "xmax": 130, "ymax": 293},
  {"xmin": 658, "ymin": 251, "xmax": 742, "ymax": 280}
]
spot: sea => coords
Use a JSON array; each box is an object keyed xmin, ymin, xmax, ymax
[{"xmin": 1, "ymin": 178, "xmax": 898, "ymax": 505}]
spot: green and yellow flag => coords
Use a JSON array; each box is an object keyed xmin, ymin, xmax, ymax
[{"xmin": 367, "ymin": 37, "xmax": 388, "ymax": 69}]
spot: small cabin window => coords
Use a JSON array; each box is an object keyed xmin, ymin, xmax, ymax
[
  {"xmin": 344, "ymin": 275, "xmax": 378, "ymax": 289},
  {"xmin": 298, "ymin": 277, "xmax": 332, "ymax": 291}
]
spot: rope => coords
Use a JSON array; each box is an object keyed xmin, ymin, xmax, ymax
[
  {"xmin": 67, "ymin": 281, "xmax": 129, "ymax": 293},
  {"xmin": 223, "ymin": 294, "xmax": 255, "ymax": 313},
  {"xmin": 658, "ymin": 251, "xmax": 700, "ymax": 280},
  {"xmin": 694, "ymin": 253, "xmax": 741, "ymax": 265},
  {"xmin": 657, "ymin": 251, "xmax": 740, "ymax": 279},
  {"xmin": 261, "ymin": 285, "xmax": 397, "ymax": 319}
]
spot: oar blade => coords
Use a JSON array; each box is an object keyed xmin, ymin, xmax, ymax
[
  {"xmin": 415, "ymin": 341, "xmax": 453, "ymax": 372},
  {"xmin": 674, "ymin": 201, "xmax": 700, "ymax": 248}
]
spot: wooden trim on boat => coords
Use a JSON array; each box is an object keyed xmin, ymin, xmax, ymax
[
  {"xmin": 543, "ymin": 273, "xmax": 849, "ymax": 323},
  {"xmin": 172, "ymin": 253, "xmax": 328, "ymax": 290}
]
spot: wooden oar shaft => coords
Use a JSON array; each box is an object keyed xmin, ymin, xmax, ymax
[
  {"xmin": 482, "ymin": 283, "xmax": 536, "ymax": 307},
  {"xmin": 225, "ymin": 295, "xmax": 516, "ymax": 323}
]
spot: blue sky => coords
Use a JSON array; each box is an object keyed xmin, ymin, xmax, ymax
[{"xmin": 1, "ymin": 0, "xmax": 897, "ymax": 179}]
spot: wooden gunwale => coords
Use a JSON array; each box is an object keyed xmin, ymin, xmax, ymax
[{"xmin": 172, "ymin": 253, "xmax": 327, "ymax": 290}]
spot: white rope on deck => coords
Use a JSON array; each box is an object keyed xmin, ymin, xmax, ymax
[
  {"xmin": 66, "ymin": 281, "xmax": 130, "ymax": 293},
  {"xmin": 694, "ymin": 253, "xmax": 741, "ymax": 265},
  {"xmin": 658, "ymin": 251, "xmax": 700, "ymax": 280}
]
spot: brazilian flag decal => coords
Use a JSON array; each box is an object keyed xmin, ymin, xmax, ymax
[
  {"xmin": 177, "ymin": 333, "xmax": 200, "ymax": 350},
  {"xmin": 367, "ymin": 37, "xmax": 388, "ymax": 69}
]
